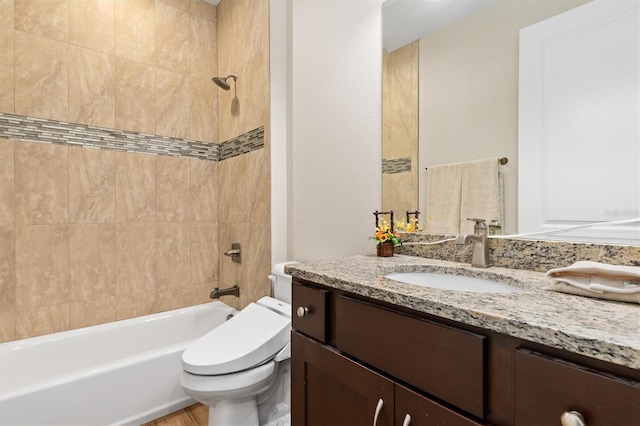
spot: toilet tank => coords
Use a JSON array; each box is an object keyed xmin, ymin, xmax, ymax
[{"xmin": 269, "ymin": 262, "xmax": 299, "ymax": 305}]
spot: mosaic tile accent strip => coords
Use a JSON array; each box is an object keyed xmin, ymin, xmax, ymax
[
  {"xmin": 0, "ymin": 112, "xmax": 219, "ymax": 161},
  {"xmin": 218, "ymin": 126, "xmax": 264, "ymax": 161},
  {"xmin": 383, "ymin": 157, "xmax": 412, "ymax": 174}
]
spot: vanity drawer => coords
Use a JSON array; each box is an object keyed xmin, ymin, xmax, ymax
[
  {"xmin": 335, "ymin": 296, "xmax": 486, "ymax": 419},
  {"xmin": 515, "ymin": 348, "xmax": 640, "ymax": 426},
  {"xmin": 292, "ymin": 282, "xmax": 329, "ymax": 343}
]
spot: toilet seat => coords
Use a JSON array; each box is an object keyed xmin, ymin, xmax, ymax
[{"xmin": 182, "ymin": 297, "xmax": 291, "ymax": 376}]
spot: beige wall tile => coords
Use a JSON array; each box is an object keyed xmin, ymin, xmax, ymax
[
  {"xmin": 246, "ymin": 148, "xmax": 269, "ymax": 225},
  {"xmin": 116, "ymin": 223, "xmax": 156, "ymax": 294},
  {"xmin": 0, "ymin": 309, "xmax": 16, "ymax": 343},
  {"xmin": 189, "ymin": 78, "xmax": 217, "ymax": 143},
  {"xmin": 241, "ymin": 50, "xmax": 267, "ymax": 132},
  {"xmin": 155, "ymin": 285, "xmax": 199, "ymax": 312},
  {"xmin": 0, "ymin": 226, "xmax": 15, "ymax": 312},
  {"xmin": 69, "ymin": 0, "xmax": 115, "ymax": 55},
  {"xmin": 190, "ymin": 0, "xmax": 216, "ymax": 22},
  {"xmin": 159, "ymin": 0, "xmax": 189, "ymax": 11},
  {"xmin": 190, "ymin": 159, "xmax": 218, "ymax": 222},
  {"xmin": 16, "ymin": 304, "xmax": 69, "ymax": 338},
  {"xmin": 189, "ymin": 15, "xmax": 216, "ymax": 81},
  {"xmin": 15, "ymin": 141, "xmax": 68, "ymax": 225},
  {"xmin": 15, "ymin": 225, "xmax": 69, "ymax": 308},
  {"xmin": 218, "ymin": 155, "xmax": 249, "ymax": 223},
  {"xmin": 115, "ymin": 57, "xmax": 155, "ymax": 134},
  {"xmin": 155, "ymin": 69, "xmax": 189, "ymax": 138},
  {"xmin": 14, "ymin": 31, "xmax": 68, "ymax": 121},
  {"xmin": 0, "ymin": 26, "xmax": 14, "ymax": 113},
  {"xmin": 155, "ymin": 1, "xmax": 189, "ymax": 75},
  {"xmin": 156, "ymin": 156, "xmax": 190, "ymax": 222},
  {"xmin": 115, "ymin": 291, "xmax": 154, "ymax": 320},
  {"xmin": 69, "ymin": 224, "xmax": 116, "ymax": 302},
  {"xmin": 190, "ymin": 222, "xmax": 217, "ymax": 284},
  {"xmin": 69, "ymin": 147, "xmax": 116, "ymax": 224},
  {"xmin": 0, "ymin": 139, "xmax": 14, "ymax": 225},
  {"xmin": 244, "ymin": 222, "xmax": 271, "ymax": 304},
  {"xmin": 69, "ymin": 45, "xmax": 115, "ymax": 128},
  {"xmin": 115, "ymin": 0, "xmax": 154, "ymax": 65},
  {"xmin": 115, "ymin": 152, "xmax": 155, "ymax": 223},
  {"xmin": 156, "ymin": 222, "xmax": 190, "ymax": 290},
  {"xmin": 14, "ymin": 0, "xmax": 68, "ymax": 42},
  {"xmin": 0, "ymin": 0, "xmax": 14, "ymax": 29},
  {"xmin": 69, "ymin": 296, "xmax": 116, "ymax": 328}
]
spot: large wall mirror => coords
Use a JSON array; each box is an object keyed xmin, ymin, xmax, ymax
[{"xmin": 381, "ymin": 0, "xmax": 640, "ymax": 244}]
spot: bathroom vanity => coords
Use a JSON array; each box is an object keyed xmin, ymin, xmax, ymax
[{"xmin": 288, "ymin": 256, "xmax": 640, "ymax": 426}]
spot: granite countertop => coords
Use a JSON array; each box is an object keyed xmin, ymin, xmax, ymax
[{"xmin": 286, "ymin": 255, "xmax": 640, "ymax": 370}]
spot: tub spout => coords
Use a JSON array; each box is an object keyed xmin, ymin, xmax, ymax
[{"xmin": 210, "ymin": 285, "xmax": 240, "ymax": 299}]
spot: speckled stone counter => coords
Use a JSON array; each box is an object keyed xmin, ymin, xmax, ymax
[{"xmin": 287, "ymin": 255, "xmax": 640, "ymax": 370}]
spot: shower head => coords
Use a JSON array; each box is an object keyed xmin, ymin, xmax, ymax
[{"xmin": 212, "ymin": 73, "xmax": 237, "ymax": 90}]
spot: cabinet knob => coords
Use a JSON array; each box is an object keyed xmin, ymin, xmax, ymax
[
  {"xmin": 296, "ymin": 306, "xmax": 310, "ymax": 317},
  {"xmin": 402, "ymin": 413, "xmax": 411, "ymax": 426},
  {"xmin": 561, "ymin": 411, "xmax": 586, "ymax": 426}
]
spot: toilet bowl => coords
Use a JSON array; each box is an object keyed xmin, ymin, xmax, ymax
[{"xmin": 181, "ymin": 263, "xmax": 297, "ymax": 426}]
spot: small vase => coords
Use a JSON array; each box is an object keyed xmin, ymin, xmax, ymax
[{"xmin": 377, "ymin": 241, "xmax": 394, "ymax": 257}]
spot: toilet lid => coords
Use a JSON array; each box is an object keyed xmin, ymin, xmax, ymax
[{"xmin": 182, "ymin": 298, "xmax": 291, "ymax": 375}]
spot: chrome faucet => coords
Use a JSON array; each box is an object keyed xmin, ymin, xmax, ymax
[{"xmin": 455, "ymin": 218, "xmax": 490, "ymax": 268}]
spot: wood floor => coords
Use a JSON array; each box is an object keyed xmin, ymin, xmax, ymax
[{"xmin": 142, "ymin": 403, "xmax": 208, "ymax": 426}]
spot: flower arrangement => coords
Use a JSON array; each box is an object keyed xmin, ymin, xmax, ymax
[{"xmin": 372, "ymin": 217, "xmax": 403, "ymax": 247}]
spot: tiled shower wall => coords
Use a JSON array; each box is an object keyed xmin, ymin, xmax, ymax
[
  {"xmin": 216, "ymin": 0, "xmax": 271, "ymax": 311},
  {"xmin": 0, "ymin": 0, "xmax": 272, "ymax": 341},
  {"xmin": 382, "ymin": 41, "xmax": 419, "ymax": 216}
]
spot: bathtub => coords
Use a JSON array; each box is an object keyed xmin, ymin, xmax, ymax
[{"xmin": 0, "ymin": 301, "xmax": 237, "ymax": 426}]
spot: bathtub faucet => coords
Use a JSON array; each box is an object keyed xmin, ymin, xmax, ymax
[{"xmin": 210, "ymin": 285, "xmax": 240, "ymax": 299}]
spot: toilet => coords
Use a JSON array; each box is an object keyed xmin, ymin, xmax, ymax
[{"xmin": 181, "ymin": 262, "xmax": 298, "ymax": 426}]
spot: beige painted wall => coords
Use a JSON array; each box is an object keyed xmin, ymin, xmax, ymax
[
  {"xmin": 417, "ymin": 0, "xmax": 592, "ymax": 234},
  {"xmin": 0, "ymin": 0, "xmax": 270, "ymax": 342}
]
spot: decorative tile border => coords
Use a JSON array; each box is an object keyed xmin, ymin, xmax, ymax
[
  {"xmin": 0, "ymin": 112, "xmax": 265, "ymax": 162},
  {"xmin": 383, "ymin": 157, "xmax": 412, "ymax": 174},
  {"xmin": 218, "ymin": 126, "xmax": 264, "ymax": 161},
  {"xmin": 0, "ymin": 112, "xmax": 219, "ymax": 160}
]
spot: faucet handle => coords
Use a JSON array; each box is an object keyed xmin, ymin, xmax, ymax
[{"xmin": 466, "ymin": 218, "xmax": 487, "ymax": 230}]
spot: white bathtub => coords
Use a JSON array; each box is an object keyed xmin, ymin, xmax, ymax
[{"xmin": 0, "ymin": 301, "xmax": 237, "ymax": 426}]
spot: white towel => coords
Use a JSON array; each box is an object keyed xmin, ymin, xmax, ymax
[
  {"xmin": 425, "ymin": 163, "xmax": 461, "ymax": 234},
  {"xmin": 459, "ymin": 158, "xmax": 504, "ymax": 234},
  {"xmin": 547, "ymin": 261, "xmax": 640, "ymax": 304}
]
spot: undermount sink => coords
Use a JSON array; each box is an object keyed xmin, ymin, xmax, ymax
[{"xmin": 384, "ymin": 272, "xmax": 522, "ymax": 294}]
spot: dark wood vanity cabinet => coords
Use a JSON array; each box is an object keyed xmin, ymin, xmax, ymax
[{"xmin": 291, "ymin": 279, "xmax": 640, "ymax": 426}]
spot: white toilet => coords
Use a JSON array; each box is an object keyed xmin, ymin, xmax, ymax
[{"xmin": 181, "ymin": 262, "xmax": 298, "ymax": 426}]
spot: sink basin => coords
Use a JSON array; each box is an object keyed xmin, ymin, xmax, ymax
[{"xmin": 384, "ymin": 272, "xmax": 522, "ymax": 294}]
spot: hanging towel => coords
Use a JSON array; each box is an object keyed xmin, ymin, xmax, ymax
[
  {"xmin": 459, "ymin": 158, "xmax": 504, "ymax": 234},
  {"xmin": 425, "ymin": 163, "xmax": 462, "ymax": 234},
  {"xmin": 546, "ymin": 261, "xmax": 640, "ymax": 304}
]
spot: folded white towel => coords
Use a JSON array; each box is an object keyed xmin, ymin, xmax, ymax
[
  {"xmin": 425, "ymin": 163, "xmax": 462, "ymax": 234},
  {"xmin": 547, "ymin": 261, "xmax": 640, "ymax": 304}
]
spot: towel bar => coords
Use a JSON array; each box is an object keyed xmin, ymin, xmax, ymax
[{"xmin": 425, "ymin": 157, "xmax": 508, "ymax": 170}]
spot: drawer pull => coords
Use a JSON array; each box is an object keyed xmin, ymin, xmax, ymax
[
  {"xmin": 296, "ymin": 306, "xmax": 310, "ymax": 317},
  {"xmin": 373, "ymin": 398, "xmax": 384, "ymax": 426},
  {"xmin": 402, "ymin": 413, "xmax": 411, "ymax": 426},
  {"xmin": 561, "ymin": 411, "xmax": 586, "ymax": 426}
]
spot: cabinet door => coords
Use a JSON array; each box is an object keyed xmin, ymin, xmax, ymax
[
  {"xmin": 515, "ymin": 349, "xmax": 640, "ymax": 426},
  {"xmin": 395, "ymin": 384, "xmax": 483, "ymax": 426},
  {"xmin": 292, "ymin": 331, "xmax": 394, "ymax": 426}
]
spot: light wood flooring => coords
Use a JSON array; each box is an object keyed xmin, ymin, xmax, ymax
[{"xmin": 142, "ymin": 403, "xmax": 208, "ymax": 426}]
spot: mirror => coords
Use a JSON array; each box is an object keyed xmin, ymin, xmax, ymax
[{"xmin": 381, "ymin": 0, "xmax": 639, "ymax": 243}]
